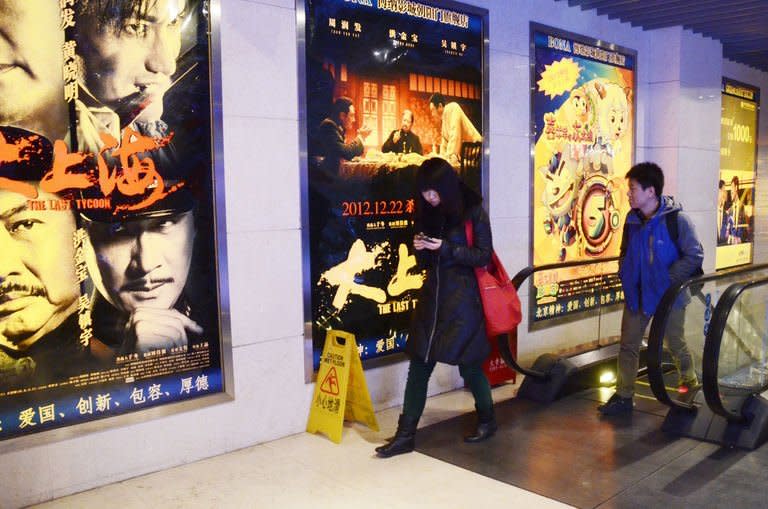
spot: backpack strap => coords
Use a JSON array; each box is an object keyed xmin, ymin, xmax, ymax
[{"xmin": 666, "ymin": 209, "xmax": 680, "ymax": 245}]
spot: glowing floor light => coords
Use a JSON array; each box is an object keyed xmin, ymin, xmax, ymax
[{"xmin": 599, "ymin": 370, "xmax": 616, "ymax": 385}]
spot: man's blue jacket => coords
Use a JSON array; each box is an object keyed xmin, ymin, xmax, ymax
[{"xmin": 619, "ymin": 196, "xmax": 704, "ymax": 316}]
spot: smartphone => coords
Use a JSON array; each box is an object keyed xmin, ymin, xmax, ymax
[{"xmin": 416, "ymin": 233, "xmax": 435, "ymax": 242}]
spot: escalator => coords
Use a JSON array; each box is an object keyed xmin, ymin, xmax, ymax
[
  {"xmin": 496, "ymin": 257, "xmax": 625, "ymax": 402},
  {"xmin": 415, "ymin": 261, "xmax": 768, "ymax": 506},
  {"xmin": 646, "ymin": 263, "xmax": 768, "ymax": 449}
]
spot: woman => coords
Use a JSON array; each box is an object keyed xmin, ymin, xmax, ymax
[{"xmin": 375, "ymin": 158, "xmax": 496, "ymax": 458}]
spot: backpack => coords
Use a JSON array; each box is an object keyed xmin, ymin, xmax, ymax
[{"xmin": 620, "ymin": 210, "xmax": 705, "ymax": 290}]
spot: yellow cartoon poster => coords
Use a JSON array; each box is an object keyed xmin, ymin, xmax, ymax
[{"xmin": 530, "ymin": 24, "xmax": 636, "ymax": 322}]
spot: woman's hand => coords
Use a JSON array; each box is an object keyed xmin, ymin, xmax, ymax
[{"xmin": 414, "ymin": 234, "xmax": 442, "ymax": 251}]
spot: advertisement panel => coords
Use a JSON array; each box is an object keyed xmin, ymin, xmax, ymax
[
  {"xmin": 0, "ymin": 0, "xmax": 229, "ymax": 442},
  {"xmin": 716, "ymin": 77, "xmax": 759, "ymax": 270},
  {"xmin": 301, "ymin": 0, "xmax": 487, "ymax": 366},
  {"xmin": 530, "ymin": 24, "xmax": 636, "ymax": 323}
]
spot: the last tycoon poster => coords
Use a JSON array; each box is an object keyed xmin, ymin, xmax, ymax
[
  {"xmin": 531, "ymin": 24, "xmax": 636, "ymax": 323},
  {"xmin": 303, "ymin": 0, "xmax": 486, "ymax": 366},
  {"xmin": 0, "ymin": 0, "xmax": 225, "ymax": 441}
]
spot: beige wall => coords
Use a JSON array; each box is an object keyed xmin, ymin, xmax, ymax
[{"xmin": 2, "ymin": 0, "xmax": 766, "ymax": 507}]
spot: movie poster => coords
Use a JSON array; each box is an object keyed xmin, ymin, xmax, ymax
[
  {"xmin": 716, "ymin": 78, "xmax": 759, "ymax": 270},
  {"xmin": 530, "ymin": 24, "xmax": 636, "ymax": 322},
  {"xmin": 302, "ymin": 0, "xmax": 486, "ymax": 366},
  {"xmin": 0, "ymin": 0, "xmax": 226, "ymax": 441}
]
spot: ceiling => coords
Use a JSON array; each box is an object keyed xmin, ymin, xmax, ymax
[{"xmin": 557, "ymin": 0, "xmax": 768, "ymax": 72}]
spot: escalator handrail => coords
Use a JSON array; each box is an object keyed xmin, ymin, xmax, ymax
[
  {"xmin": 702, "ymin": 276, "xmax": 768, "ymax": 422},
  {"xmin": 499, "ymin": 257, "xmax": 620, "ymax": 381},
  {"xmin": 647, "ymin": 263, "xmax": 768, "ymax": 411}
]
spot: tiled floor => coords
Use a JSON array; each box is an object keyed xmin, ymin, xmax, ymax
[{"xmin": 31, "ymin": 383, "xmax": 570, "ymax": 509}]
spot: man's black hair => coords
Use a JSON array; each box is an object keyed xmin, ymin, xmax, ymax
[
  {"xmin": 75, "ymin": 0, "xmax": 193, "ymax": 31},
  {"xmin": 626, "ymin": 161, "xmax": 664, "ymax": 198},
  {"xmin": 331, "ymin": 97, "xmax": 354, "ymax": 122},
  {"xmin": 75, "ymin": 0, "xmax": 152, "ymax": 28},
  {"xmin": 428, "ymin": 93, "xmax": 446, "ymax": 108}
]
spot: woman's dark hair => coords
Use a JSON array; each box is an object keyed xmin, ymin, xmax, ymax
[{"xmin": 414, "ymin": 158, "xmax": 464, "ymax": 234}]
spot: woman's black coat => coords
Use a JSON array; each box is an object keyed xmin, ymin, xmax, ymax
[{"xmin": 405, "ymin": 199, "xmax": 492, "ymax": 365}]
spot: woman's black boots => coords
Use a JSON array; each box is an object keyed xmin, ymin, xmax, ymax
[
  {"xmin": 375, "ymin": 414, "xmax": 419, "ymax": 458},
  {"xmin": 464, "ymin": 407, "xmax": 497, "ymax": 443}
]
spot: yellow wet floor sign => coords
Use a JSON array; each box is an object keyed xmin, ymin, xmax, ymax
[{"xmin": 307, "ymin": 330, "xmax": 379, "ymax": 443}]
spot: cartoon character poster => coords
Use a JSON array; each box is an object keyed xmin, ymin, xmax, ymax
[
  {"xmin": 302, "ymin": 0, "xmax": 487, "ymax": 366},
  {"xmin": 716, "ymin": 78, "xmax": 759, "ymax": 270},
  {"xmin": 0, "ymin": 0, "xmax": 227, "ymax": 442},
  {"xmin": 530, "ymin": 24, "xmax": 636, "ymax": 322}
]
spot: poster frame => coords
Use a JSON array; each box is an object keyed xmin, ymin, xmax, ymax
[
  {"xmin": 528, "ymin": 22, "xmax": 637, "ymax": 330},
  {"xmin": 297, "ymin": 0, "xmax": 490, "ymax": 379},
  {"xmin": 0, "ymin": 0, "xmax": 234, "ymax": 453},
  {"xmin": 717, "ymin": 76, "xmax": 760, "ymax": 270}
]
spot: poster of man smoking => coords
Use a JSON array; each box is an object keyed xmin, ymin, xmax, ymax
[
  {"xmin": 0, "ymin": 0, "xmax": 226, "ymax": 440},
  {"xmin": 302, "ymin": 0, "xmax": 487, "ymax": 366}
]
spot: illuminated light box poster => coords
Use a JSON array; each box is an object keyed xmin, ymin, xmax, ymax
[
  {"xmin": 716, "ymin": 78, "xmax": 759, "ymax": 270},
  {"xmin": 0, "ymin": 1, "xmax": 227, "ymax": 441},
  {"xmin": 301, "ymin": 0, "xmax": 487, "ymax": 366},
  {"xmin": 530, "ymin": 24, "xmax": 636, "ymax": 322}
]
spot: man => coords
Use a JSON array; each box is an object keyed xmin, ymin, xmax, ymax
[
  {"xmin": 598, "ymin": 162, "xmax": 703, "ymax": 415},
  {"xmin": 0, "ymin": 126, "xmax": 85, "ymax": 390},
  {"xmin": 717, "ymin": 179, "xmax": 731, "ymax": 244},
  {"xmin": 725, "ymin": 176, "xmax": 744, "ymax": 243},
  {"xmin": 0, "ymin": 0, "xmax": 69, "ymax": 141},
  {"xmin": 382, "ymin": 109, "xmax": 423, "ymax": 155},
  {"xmin": 73, "ymin": 0, "xmax": 189, "ymax": 151},
  {"xmin": 428, "ymin": 93, "xmax": 481, "ymax": 164},
  {"xmin": 81, "ymin": 188, "xmax": 203, "ymax": 361},
  {"xmin": 315, "ymin": 96, "xmax": 371, "ymax": 178}
]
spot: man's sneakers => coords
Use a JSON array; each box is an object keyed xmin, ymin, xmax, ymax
[
  {"xmin": 678, "ymin": 376, "xmax": 701, "ymax": 395},
  {"xmin": 598, "ymin": 393, "xmax": 633, "ymax": 415}
]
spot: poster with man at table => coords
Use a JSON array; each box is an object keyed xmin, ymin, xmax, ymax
[{"xmin": 303, "ymin": 0, "xmax": 486, "ymax": 366}]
